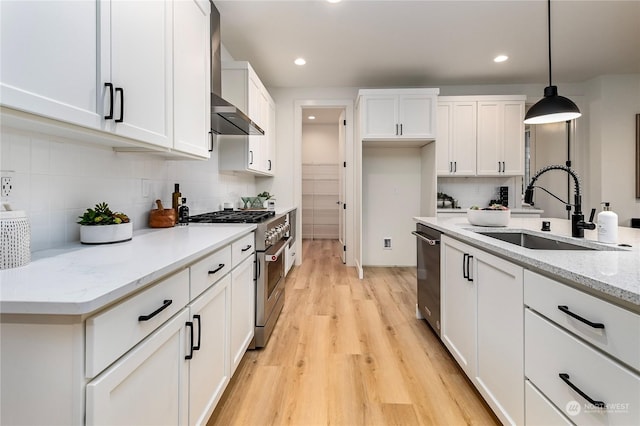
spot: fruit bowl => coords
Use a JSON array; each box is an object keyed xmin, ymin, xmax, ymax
[{"xmin": 467, "ymin": 207, "xmax": 510, "ymax": 227}]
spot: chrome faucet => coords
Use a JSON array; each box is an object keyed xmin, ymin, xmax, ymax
[{"xmin": 524, "ymin": 165, "xmax": 596, "ymax": 238}]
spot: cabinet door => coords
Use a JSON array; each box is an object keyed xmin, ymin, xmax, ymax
[
  {"xmin": 475, "ymin": 250, "xmax": 524, "ymax": 425},
  {"xmin": 86, "ymin": 310, "xmax": 189, "ymax": 426},
  {"xmin": 173, "ymin": 0, "xmax": 210, "ymax": 158},
  {"xmin": 476, "ymin": 101, "xmax": 502, "ymax": 175},
  {"xmin": 398, "ymin": 94, "xmax": 435, "ymax": 139},
  {"xmin": 501, "ymin": 101, "xmax": 525, "ymax": 175},
  {"xmin": 450, "ymin": 102, "xmax": 477, "ymax": 176},
  {"xmin": 266, "ymin": 98, "xmax": 277, "ymax": 174},
  {"xmin": 361, "ymin": 95, "xmax": 398, "ymax": 138},
  {"xmin": 441, "ymin": 236, "xmax": 476, "ymax": 378},
  {"xmin": 102, "ymin": 0, "xmax": 173, "ymax": 147},
  {"xmin": 436, "ymin": 102, "xmax": 453, "ymax": 175},
  {"xmin": 230, "ymin": 255, "xmax": 256, "ymax": 374},
  {"xmin": 188, "ymin": 276, "xmax": 230, "ymax": 426},
  {"xmin": 0, "ymin": 1, "xmax": 102, "ymax": 129}
]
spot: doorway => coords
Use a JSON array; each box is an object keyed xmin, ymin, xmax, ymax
[
  {"xmin": 294, "ymin": 99, "xmax": 354, "ymax": 268},
  {"xmin": 301, "ymin": 107, "xmax": 346, "ymax": 263}
]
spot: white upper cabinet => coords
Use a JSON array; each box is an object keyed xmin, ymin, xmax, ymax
[
  {"xmin": 436, "ymin": 101, "xmax": 477, "ymax": 176},
  {"xmin": 476, "ymin": 100, "xmax": 525, "ymax": 176},
  {"xmin": 173, "ymin": 0, "xmax": 211, "ymax": 158},
  {"xmin": 437, "ymin": 95, "xmax": 525, "ymax": 177},
  {"xmin": 358, "ymin": 89, "xmax": 439, "ymax": 142},
  {"xmin": 1, "ymin": 0, "xmax": 211, "ymax": 159},
  {"xmin": 0, "ymin": 1, "xmax": 102, "ymax": 129},
  {"xmin": 99, "ymin": 0, "xmax": 173, "ymax": 148},
  {"xmin": 219, "ymin": 61, "xmax": 276, "ymax": 176}
]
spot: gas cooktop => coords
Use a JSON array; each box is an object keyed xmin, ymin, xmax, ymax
[{"xmin": 189, "ymin": 210, "xmax": 275, "ymax": 224}]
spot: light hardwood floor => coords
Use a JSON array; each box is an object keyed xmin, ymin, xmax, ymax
[{"xmin": 207, "ymin": 239, "xmax": 499, "ymax": 426}]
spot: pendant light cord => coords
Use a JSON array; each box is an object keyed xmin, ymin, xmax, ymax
[{"xmin": 547, "ymin": 0, "xmax": 553, "ymax": 87}]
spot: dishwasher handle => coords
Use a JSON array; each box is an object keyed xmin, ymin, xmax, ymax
[{"xmin": 412, "ymin": 231, "xmax": 440, "ymax": 246}]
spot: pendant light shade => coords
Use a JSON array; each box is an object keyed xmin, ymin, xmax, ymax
[{"xmin": 524, "ymin": 0, "xmax": 581, "ymax": 125}]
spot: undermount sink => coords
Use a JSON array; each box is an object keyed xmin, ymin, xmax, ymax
[{"xmin": 477, "ymin": 232, "xmax": 597, "ymax": 251}]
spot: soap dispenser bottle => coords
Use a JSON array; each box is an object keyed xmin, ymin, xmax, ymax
[{"xmin": 597, "ymin": 202, "xmax": 618, "ymax": 244}]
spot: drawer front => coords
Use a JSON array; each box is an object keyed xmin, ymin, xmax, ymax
[
  {"xmin": 190, "ymin": 245, "xmax": 232, "ymax": 298},
  {"xmin": 524, "ymin": 270, "xmax": 640, "ymax": 371},
  {"xmin": 525, "ymin": 380, "xmax": 573, "ymax": 426},
  {"xmin": 525, "ymin": 309, "xmax": 640, "ymax": 425},
  {"xmin": 86, "ymin": 269, "xmax": 189, "ymax": 378},
  {"xmin": 232, "ymin": 232, "xmax": 255, "ymax": 268}
]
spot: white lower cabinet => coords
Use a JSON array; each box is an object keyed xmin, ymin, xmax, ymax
[
  {"xmin": 0, "ymin": 231, "xmax": 255, "ymax": 426},
  {"xmin": 187, "ymin": 275, "xmax": 231, "ymax": 426},
  {"xmin": 86, "ymin": 309, "xmax": 190, "ymax": 426},
  {"xmin": 525, "ymin": 380, "xmax": 573, "ymax": 426},
  {"xmin": 441, "ymin": 235, "xmax": 524, "ymax": 425},
  {"xmin": 230, "ymin": 255, "xmax": 255, "ymax": 374},
  {"xmin": 524, "ymin": 270, "xmax": 640, "ymax": 425},
  {"xmin": 525, "ymin": 308, "xmax": 640, "ymax": 425},
  {"xmin": 441, "ymin": 236, "xmax": 477, "ymax": 377}
]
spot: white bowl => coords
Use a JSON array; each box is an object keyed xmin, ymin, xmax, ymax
[{"xmin": 467, "ymin": 208, "xmax": 510, "ymax": 227}]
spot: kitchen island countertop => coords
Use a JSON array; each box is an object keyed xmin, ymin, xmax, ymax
[
  {"xmin": 0, "ymin": 224, "xmax": 256, "ymax": 316},
  {"xmin": 415, "ymin": 216, "xmax": 640, "ymax": 312}
]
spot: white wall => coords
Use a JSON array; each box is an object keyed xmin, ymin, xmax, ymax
[
  {"xmin": 302, "ymin": 123, "xmax": 339, "ymax": 164},
  {"xmin": 585, "ymin": 74, "xmax": 640, "ymax": 226},
  {"xmin": 0, "ymin": 127, "xmax": 255, "ymax": 252},
  {"xmin": 362, "ymin": 147, "xmax": 421, "ymax": 266}
]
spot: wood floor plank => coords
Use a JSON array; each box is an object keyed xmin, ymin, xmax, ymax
[{"xmin": 207, "ymin": 239, "xmax": 499, "ymax": 426}]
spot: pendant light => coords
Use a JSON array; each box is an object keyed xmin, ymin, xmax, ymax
[{"xmin": 524, "ymin": 0, "xmax": 581, "ymax": 124}]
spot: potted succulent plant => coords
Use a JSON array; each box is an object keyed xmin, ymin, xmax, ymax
[{"xmin": 78, "ymin": 202, "xmax": 132, "ymax": 244}]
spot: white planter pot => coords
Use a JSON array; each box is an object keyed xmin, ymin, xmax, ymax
[{"xmin": 80, "ymin": 222, "xmax": 133, "ymax": 245}]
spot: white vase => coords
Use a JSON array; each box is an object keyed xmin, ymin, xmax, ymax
[{"xmin": 80, "ymin": 222, "xmax": 133, "ymax": 245}]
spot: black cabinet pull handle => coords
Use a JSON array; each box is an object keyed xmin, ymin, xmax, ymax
[
  {"xmin": 104, "ymin": 83, "xmax": 114, "ymax": 119},
  {"xmin": 559, "ymin": 373, "xmax": 605, "ymax": 408},
  {"xmin": 208, "ymin": 131, "xmax": 214, "ymax": 152},
  {"xmin": 249, "ymin": 150, "xmax": 254, "ymax": 165},
  {"xmin": 138, "ymin": 299, "xmax": 172, "ymax": 321},
  {"xmin": 268, "ymin": 159, "xmax": 272, "ymax": 171},
  {"xmin": 208, "ymin": 263, "xmax": 225, "ymax": 274},
  {"xmin": 400, "ymin": 123, "xmax": 403, "ymax": 135},
  {"xmin": 115, "ymin": 87, "xmax": 124, "ymax": 122},
  {"xmin": 193, "ymin": 314, "xmax": 201, "ymax": 351},
  {"xmin": 462, "ymin": 253, "xmax": 468, "ymax": 279},
  {"xmin": 395, "ymin": 123, "xmax": 399, "ymax": 136},
  {"xmin": 449, "ymin": 162, "xmax": 452, "ymax": 173},
  {"xmin": 454, "ymin": 161, "xmax": 457, "ymax": 172},
  {"xmin": 185, "ymin": 321, "xmax": 194, "ymax": 360},
  {"xmin": 241, "ymin": 245, "xmax": 252, "ymax": 252},
  {"xmin": 466, "ymin": 255, "xmax": 474, "ymax": 282},
  {"xmin": 557, "ymin": 305, "xmax": 605, "ymax": 329}
]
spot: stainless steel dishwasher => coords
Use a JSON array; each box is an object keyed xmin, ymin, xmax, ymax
[{"xmin": 412, "ymin": 223, "xmax": 441, "ymax": 337}]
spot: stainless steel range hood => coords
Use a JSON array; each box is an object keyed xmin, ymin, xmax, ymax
[{"xmin": 210, "ymin": 2, "xmax": 264, "ymax": 136}]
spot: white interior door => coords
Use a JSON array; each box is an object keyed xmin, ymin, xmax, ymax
[{"xmin": 338, "ymin": 110, "xmax": 347, "ymax": 263}]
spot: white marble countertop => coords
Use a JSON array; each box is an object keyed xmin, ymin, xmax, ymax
[
  {"xmin": 414, "ymin": 216, "xmax": 640, "ymax": 312},
  {"xmin": 437, "ymin": 208, "xmax": 545, "ymax": 214},
  {"xmin": 0, "ymin": 224, "xmax": 255, "ymax": 316}
]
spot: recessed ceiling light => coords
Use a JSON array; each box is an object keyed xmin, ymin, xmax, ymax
[
  {"xmin": 327, "ymin": 0, "xmax": 342, "ymax": 3},
  {"xmin": 494, "ymin": 55, "xmax": 509, "ymax": 63},
  {"xmin": 294, "ymin": 58, "xmax": 306, "ymax": 66},
  {"xmin": 308, "ymin": 115, "xmax": 316, "ymax": 120}
]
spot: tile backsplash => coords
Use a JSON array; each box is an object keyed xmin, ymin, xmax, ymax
[
  {"xmin": 1, "ymin": 127, "xmax": 255, "ymax": 252},
  {"xmin": 438, "ymin": 176, "xmax": 524, "ymax": 209}
]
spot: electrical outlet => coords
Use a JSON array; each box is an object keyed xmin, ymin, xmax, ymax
[
  {"xmin": 1, "ymin": 177, "xmax": 12, "ymax": 197},
  {"xmin": 383, "ymin": 238, "xmax": 392, "ymax": 250}
]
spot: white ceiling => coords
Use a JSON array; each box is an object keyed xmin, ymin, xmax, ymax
[
  {"xmin": 214, "ymin": 0, "xmax": 640, "ymax": 89},
  {"xmin": 301, "ymin": 107, "xmax": 344, "ymax": 124}
]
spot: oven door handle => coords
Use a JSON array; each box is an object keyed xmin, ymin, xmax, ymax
[
  {"xmin": 264, "ymin": 239, "xmax": 288, "ymax": 262},
  {"xmin": 412, "ymin": 231, "xmax": 440, "ymax": 246}
]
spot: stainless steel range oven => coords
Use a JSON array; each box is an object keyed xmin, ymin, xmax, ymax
[{"xmin": 190, "ymin": 210, "xmax": 289, "ymax": 348}]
